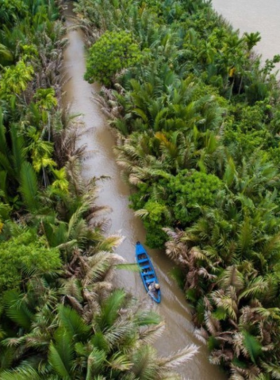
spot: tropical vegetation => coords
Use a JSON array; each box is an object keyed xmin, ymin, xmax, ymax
[
  {"xmin": 77, "ymin": 0, "xmax": 280, "ymax": 377},
  {"xmin": 0, "ymin": 0, "xmax": 197, "ymax": 378}
]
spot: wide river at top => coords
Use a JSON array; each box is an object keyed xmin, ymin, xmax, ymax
[{"xmin": 62, "ymin": 1, "xmax": 280, "ymax": 378}]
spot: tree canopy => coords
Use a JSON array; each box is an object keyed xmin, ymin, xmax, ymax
[
  {"xmin": 84, "ymin": 30, "xmax": 142, "ymax": 85},
  {"xmin": 0, "ymin": 229, "xmax": 61, "ymax": 292}
]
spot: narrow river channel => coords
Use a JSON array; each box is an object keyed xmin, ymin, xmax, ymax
[{"xmin": 62, "ymin": 5, "xmax": 226, "ymax": 379}]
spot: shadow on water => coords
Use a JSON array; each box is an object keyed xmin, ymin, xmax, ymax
[{"xmin": 61, "ymin": 4, "xmax": 226, "ymax": 378}]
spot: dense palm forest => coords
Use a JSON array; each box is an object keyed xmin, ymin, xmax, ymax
[
  {"xmin": 73, "ymin": 0, "xmax": 280, "ymax": 378},
  {"xmin": 0, "ymin": 0, "xmax": 198, "ymax": 378}
]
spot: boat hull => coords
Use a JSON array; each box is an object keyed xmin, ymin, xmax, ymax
[{"xmin": 135, "ymin": 241, "xmax": 161, "ymax": 303}]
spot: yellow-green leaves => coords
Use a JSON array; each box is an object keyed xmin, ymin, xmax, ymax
[{"xmin": 0, "ymin": 60, "xmax": 34, "ymax": 97}]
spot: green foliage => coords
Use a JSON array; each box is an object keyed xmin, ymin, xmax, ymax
[
  {"xmin": 0, "ymin": 284, "xmax": 188, "ymax": 379},
  {"xmin": 170, "ymin": 266, "xmax": 185, "ymax": 289},
  {"xmin": 0, "ymin": 60, "xmax": 34, "ymax": 97},
  {"xmin": 207, "ymin": 336, "xmax": 219, "ymax": 351},
  {"xmin": 0, "ymin": 0, "xmax": 27, "ymax": 27},
  {"xmin": 137, "ymin": 200, "xmax": 170, "ymax": 248},
  {"xmin": 77, "ymin": 0, "xmax": 280, "ymax": 375},
  {"xmin": 0, "ymin": 43, "xmax": 13, "ymax": 65},
  {"xmin": 0, "ymin": 366, "xmax": 42, "ymax": 380},
  {"xmin": 170, "ymin": 170, "xmax": 222, "ymax": 223},
  {"xmin": 223, "ymin": 102, "xmax": 274, "ymax": 156},
  {"xmin": 0, "ymin": 202, "xmax": 11, "ymax": 220},
  {"xmin": 19, "ymin": 161, "xmax": 39, "ymax": 212},
  {"xmin": 57, "ymin": 305, "xmax": 90, "ymax": 338},
  {"xmin": 144, "ymin": 226, "xmax": 168, "ymax": 249},
  {"xmin": 144, "ymin": 200, "xmax": 167, "ymax": 222},
  {"xmin": 24, "ymin": 126, "xmax": 56, "ymax": 172},
  {"xmin": 84, "ymin": 31, "xmax": 142, "ymax": 85},
  {"xmin": 0, "ymin": 230, "xmax": 61, "ymax": 293},
  {"xmin": 3, "ymin": 0, "xmax": 280, "ymax": 376},
  {"xmin": 244, "ymin": 32, "xmax": 261, "ymax": 51},
  {"xmin": 0, "ymin": 2, "xmax": 191, "ymax": 380},
  {"xmin": 242, "ymin": 331, "xmax": 262, "ymax": 364},
  {"xmin": 3, "ymin": 290, "xmax": 34, "ymax": 329},
  {"xmin": 48, "ymin": 333, "xmax": 73, "ymax": 379}
]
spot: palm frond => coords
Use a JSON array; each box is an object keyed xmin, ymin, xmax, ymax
[
  {"xmin": 52, "ymin": 328, "xmax": 74, "ymax": 375},
  {"xmin": 135, "ymin": 208, "xmax": 149, "ymax": 218},
  {"xmin": 212, "ymin": 289, "xmax": 238, "ymax": 320},
  {"xmin": 104, "ymin": 320, "xmax": 135, "ymax": 349},
  {"xmin": 261, "ymin": 361, "xmax": 280, "ymax": 379},
  {"xmin": 219, "ymin": 265, "xmax": 244, "ymax": 291},
  {"xmin": 10, "ymin": 124, "xmax": 26, "ymax": 177},
  {"xmin": 96, "ymin": 289, "xmax": 126, "ymax": 331},
  {"xmin": 19, "ymin": 161, "xmax": 39, "ymax": 212},
  {"xmin": 115, "ymin": 263, "xmax": 140, "ymax": 272},
  {"xmin": 0, "ymin": 43, "xmax": 13, "ymax": 61},
  {"xmin": 60, "ymin": 278, "xmax": 83, "ymax": 302},
  {"xmin": 238, "ymin": 277, "xmax": 268, "ymax": 300},
  {"xmin": 67, "ymin": 203, "xmax": 88, "ymax": 240},
  {"xmin": 94, "ymin": 234, "xmax": 125, "ymax": 252},
  {"xmin": 238, "ymin": 217, "xmax": 253, "ymax": 254},
  {"xmin": 84, "ymin": 252, "xmax": 124, "ymax": 285},
  {"xmin": 139, "ymin": 321, "xmax": 165, "ymax": 345},
  {"xmin": 242, "ymin": 331, "xmax": 262, "ymax": 364},
  {"xmin": 253, "ymin": 306, "xmax": 280, "ymax": 321},
  {"xmin": 134, "ymin": 310, "xmax": 162, "ymax": 327},
  {"xmin": 57, "ymin": 305, "xmax": 90, "ymax": 338},
  {"xmin": 4, "ymin": 290, "xmax": 33, "ymax": 330},
  {"xmin": 0, "ymin": 365, "xmax": 41, "ymax": 380},
  {"xmin": 157, "ymin": 344, "xmax": 199, "ymax": 368},
  {"xmin": 108, "ymin": 352, "xmax": 133, "ymax": 371},
  {"xmin": 194, "ymin": 327, "xmax": 209, "ymax": 345},
  {"xmin": 48, "ymin": 342, "xmax": 71, "ymax": 379},
  {"xmin": 130, "ymin": 345, "xmax": 158, "ymax": 379},
  {"xmin": 86, "ymin": 348, "xmax": 106, "ymax": 379}
]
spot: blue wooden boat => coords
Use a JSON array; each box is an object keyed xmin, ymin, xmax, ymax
[{"xmin": 135, "ymin": 241, "xmax": 161, "ymax": 303}]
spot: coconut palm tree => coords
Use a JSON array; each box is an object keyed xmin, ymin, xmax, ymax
[
  {"xmin": 0, "ymin": 280, "xmax": 198, "ymax": 379},
  {"xmin": 164, "ymin": 212, "xmax": 280, "ymax": 373}
]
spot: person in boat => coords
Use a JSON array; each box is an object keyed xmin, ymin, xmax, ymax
[{"xmin": 148, "ymin": 282, "xmax": 160, "ymax": 295}]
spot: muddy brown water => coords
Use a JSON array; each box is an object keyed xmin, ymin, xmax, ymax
[{"xmin": 62, "ymin": 5, "xmax": 226, "ymax": 379}]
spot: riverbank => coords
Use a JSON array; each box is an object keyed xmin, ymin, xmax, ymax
[
  {"xmin": 76, "ymin": 0, "xmax": 280, "ymax": 377},
  {"xmin": 0, "ymin": 1, "xmax": 198, "ymax": 378},
  {"xmin": 63, "ymin": 4, "xmax": 226, "ymax": 379},
  {"xmin": 211, "ymin": 0, "xmax": 280, "ymax": 72}
]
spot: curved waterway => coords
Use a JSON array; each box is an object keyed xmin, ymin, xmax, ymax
[
  {"xmin": 62, "ymin": 5, "xmax": 226, "ymax": 379},
  {"xmin": 211, "ymin": 0, "xmax": 280, "ymax": 72}
]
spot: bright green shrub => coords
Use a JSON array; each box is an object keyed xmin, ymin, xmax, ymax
[
  {"xmin": 224, "ymin": 125, "xmax": 272, "ymax": 156},
  {"xmin": 0, "ymin": 60, "xmax": 34, "ymax": 97},
  {"xmin": 84, "ymin": 31, "xmax": 142, "ymax": 86},
  {"xmin": 129, "ymin": 183, "xmax": 150, "ymax": 211},
  {"xmin": 223, "ymin": 103, "xmax": 274, "ymax": 156},
  {"xmin": 144, "ymin": 224, "xmax": 168, "ymax": 248},
  {"xmin": 0, "ymin": 230, "xmax": 61, "ymax": 293},
  {"xmin": 170, "ymin": 170, "xmax": 222, "ymax": 223},
  {"xmin": 141, "ymin": 200, "xmax": 170, "ymax": 248}
]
